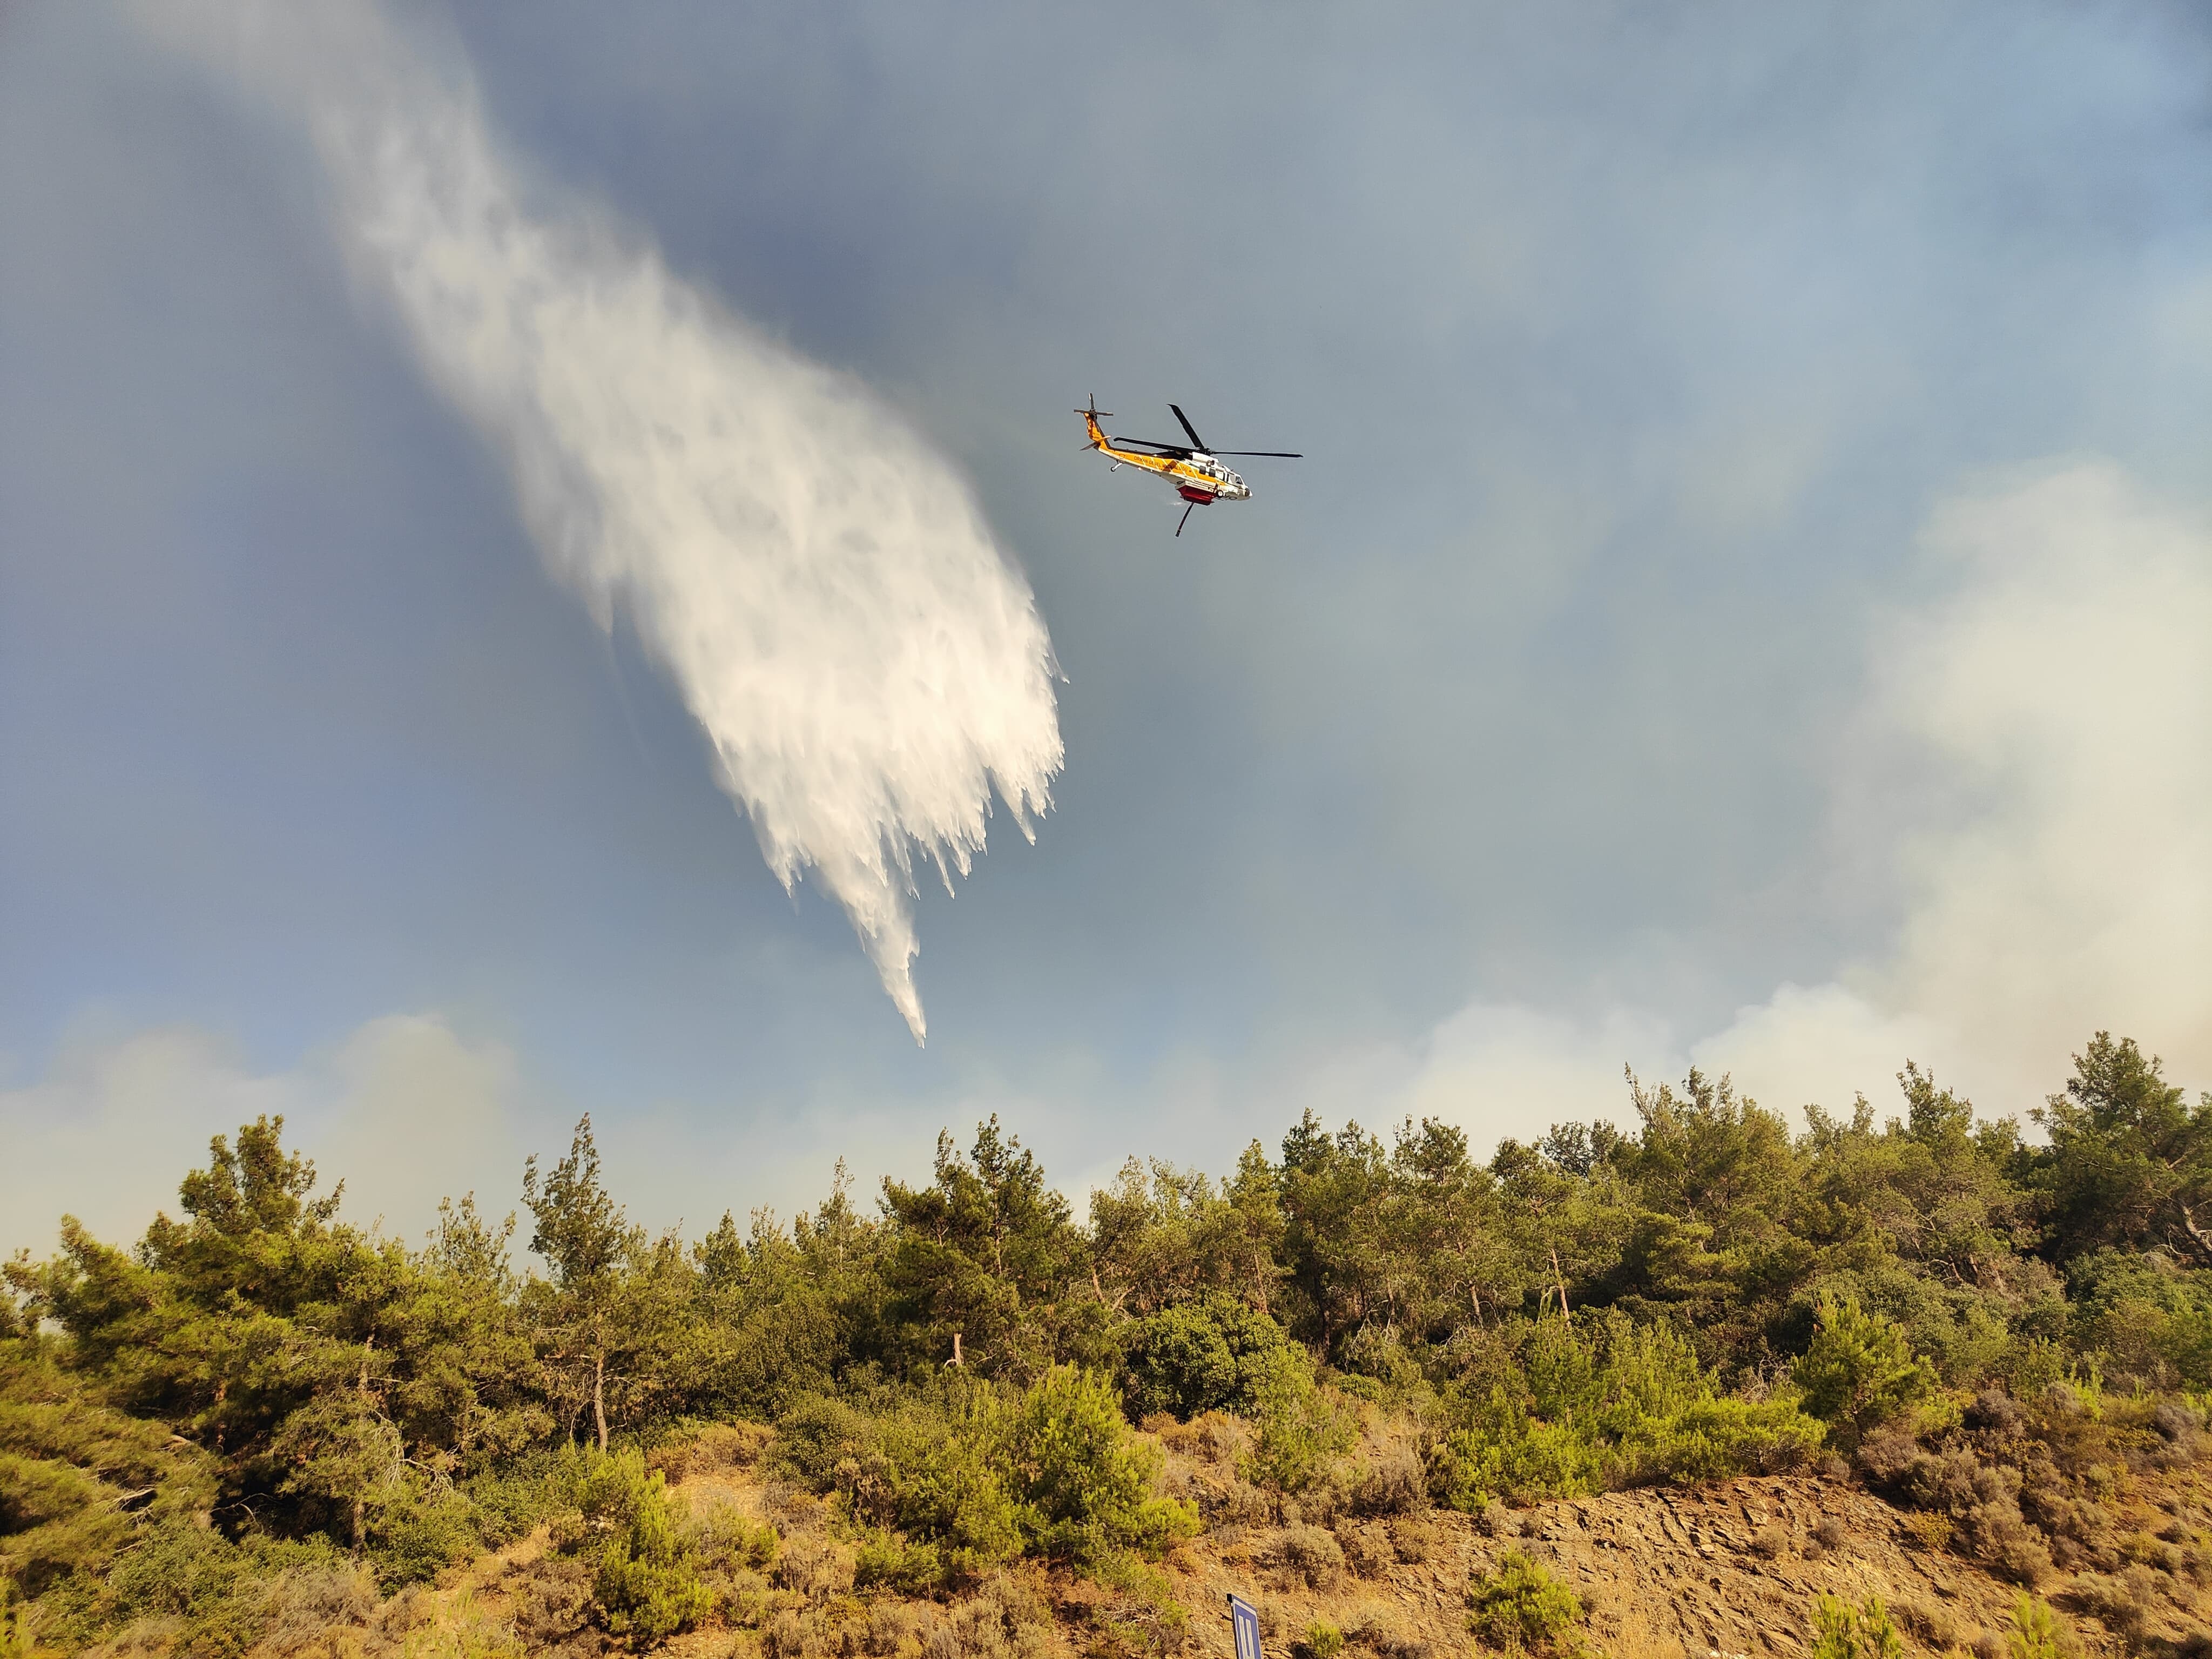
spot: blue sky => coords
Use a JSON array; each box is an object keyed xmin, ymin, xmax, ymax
[{"xmin": 6, "ymin": 0, "xmax": 2211, "ymax": 1255}]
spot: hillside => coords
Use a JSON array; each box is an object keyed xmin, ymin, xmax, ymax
[
  {"xmin": 11, "ymin": 1032, "xmax": 2212, "ymax": 1655},
  {"xmin": 94, "ymin": 1420, "xmax": 2204, "ymax": 1659}
]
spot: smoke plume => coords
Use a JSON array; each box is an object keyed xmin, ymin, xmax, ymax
[{"xmin": 137, "ymin": 0, "xmax": 1063, "ymax": 1041}]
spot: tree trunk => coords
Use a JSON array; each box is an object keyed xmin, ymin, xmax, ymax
[
  {"xmin": 2176, "ymin": 1200, "xmax": 2212, "ymax": 1267},
  {"xmin": 592, "ymin": 1351, "xmax": 609, "ymax": 1454}
]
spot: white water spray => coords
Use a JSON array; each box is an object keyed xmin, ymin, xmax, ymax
[{"xmin": 138, "ymin": 1, "xmax": 1063, "ymax": 1041}]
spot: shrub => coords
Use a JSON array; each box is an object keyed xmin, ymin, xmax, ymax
[
  {"xmin": 1296, "ymin": 1618, "xmax": 1346, "ymax": 1659},
  {"xmin": 1119, "ymin": 1294, "xmax": 1291, "ymax": 1421},
  {"xmin": 1240, "ymin": 1347, "xmax": 1356, "ymax": 1494},
  {"xmin": 683, "ymin": 1496, "xmax": 779, "ymax": 1574},
  {"xmin": 1089, "ymin": 1550, "xmax": 1189, "ymax": 1657},
  {"xmin": 1793, "ymin": 1295, "xmax": 1938, "ymax": 1441},
  {"xmin": 871, "ymin": 1397, "xmax": 1024, "ymax": 1580},
  {"xmin": 1272, "ymin": 1523, "xmax": 1345, "ymax": 1588},
  {"xmin": 826, "ymin": 1368, "xmax": 1194, "ymax": 1585},
  {"xmin": 1432, "ymin": 1314, "xmax": 1823, "ymax": 1509},
  {"xmin": 2004, "ymin": 1593, "xmax": 2071, "ymax": 1659},
  {"xmin": 771, "ymin": 1395, "xmax": 874, "ymax": 1490},
  {"xmin": 1466, "ymin": 1549, "xmax": 1583, "ymax": 1651},
  {"xmin": 370, "ymin": 1481, "xmax": 481, "ymax": 1586},
  {"xmin": 556, "ymin": 1448, "xmax": 713, "ymax": 1647},
  {"xmin": 1810, "ymin": 1594, "xmax": 1903, "ymax": 1659},
  {"xmin": 1010, "ymin": 1365, "xmax": 1197, "ymax": 1561}
]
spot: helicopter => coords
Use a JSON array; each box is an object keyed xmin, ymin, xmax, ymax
[{"xmin": 1077, "ymin": 397, "xmax": 1301, "ymax": 535}]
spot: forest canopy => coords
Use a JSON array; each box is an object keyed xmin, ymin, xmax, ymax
[{"xmin": 8, "ymin": 1031, "xmax": 2212, "ymax": 1653}]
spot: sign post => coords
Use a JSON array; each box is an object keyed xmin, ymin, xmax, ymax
[{"xmin": 1228, "ymin": 1594, "xmax": 1263, "ymax": 1659}]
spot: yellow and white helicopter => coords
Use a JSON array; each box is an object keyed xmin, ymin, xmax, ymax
[{"xmin": 1078, "ymin": 397, "xmax": 1302, "ymax": 535}]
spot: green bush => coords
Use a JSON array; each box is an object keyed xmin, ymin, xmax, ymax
[
  {"xmin": 0, "ymin": 1594, "xmax": 33, "ymax": 1659},
  {"xmin": 369, "ymin": 1480, "xmax": 480, "ymax": 1585},
  {"xmin": 1239, "ymin": 1347, "xmax": 1356, "ymax": 1494},
  {"xmin": 556, "ymin": 1448, "xmax": 713, "ymax": 1648},
  {"xmin": 1088, "ymin": 1549, "xmax": 1191, "ymax": 1657},
  {"xmin": 1793, "ymin": 1294, "xmax": 1937, "ymax": 1440},
  {"xmin": 1809, "ymin": 1593, "xmax": 1903, "ymax": 1659},
  {"xmin": 1467, "ymin": 1549, "xmax": 1583, "ymax": 1651},
  {"xmin": 1010, "ymin": 1365, "xmax": 1196, "ymax": 1561},
  {"xmin": 1433, "ymin": 1314, "xmax": 1823, "ymax": 1509},
  {"xmin": 462, "ymin": 1452, "xmax": 567, "ymax": 1548},
  {"xmin": 865, "ymin": 1395, "xmax": 1023, "ymax": 1583},
  {"xmin": 1118, "ymin": 1294, "xmax": 1290, "ymax": 1421},
  {"xmin": 770, "ymin": 1394, "xmax": 874, "ymax": 1490},
  {"xmin": 822, "ymin": 1369, "xmax": 1195, "ymax": 1585},
  {"xmin": 2005, "ymin": 1593, "xmax": 2070, "ymax": 1659},
  {"xmin": 1296, "ymin": 1617, "xmax": 1346, "ymax": 1659}
]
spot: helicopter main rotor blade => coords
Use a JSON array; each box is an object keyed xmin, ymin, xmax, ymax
[
  {"xmin": 1113, "ymin": 438, "xmax": 1195, "ymax": 455},
  {"xmin": 1169, "ymin": 403, "xmax": 1208, "ymax": 451},
  {"xmin": 1210, "ymin": 450, "xmax": 1304, "ymax": 458}
]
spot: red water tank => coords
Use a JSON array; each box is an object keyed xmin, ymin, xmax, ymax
[{"xmin": 1176, "ymin": 485, "xmax": 1216, "ymax": 504}]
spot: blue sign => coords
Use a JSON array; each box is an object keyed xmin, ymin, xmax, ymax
[{"xmin": 1229, "ymin": 1594, "xmax": 1263, "ymax": 1659}]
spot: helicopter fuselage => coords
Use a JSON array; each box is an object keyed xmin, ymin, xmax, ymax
[{"xmin": 1080, "ymin": 409, "xmax": 1249, "ymax": 506}]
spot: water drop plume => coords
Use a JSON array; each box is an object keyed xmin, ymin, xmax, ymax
[{"xmin": 136, "ymin": 0, "xmax": 1063, "ymax": 1041}]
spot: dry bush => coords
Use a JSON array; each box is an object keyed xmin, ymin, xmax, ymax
[
  {"xmin": 2152, "ymin": 1401, "xmax": 2204, "ymax": 1467},
  {"xmin": 1156, "ymin": 1410, "xmax": 1251, "ymax": 1467},
  {"xmin": 1895, "ymin": 1598, "xmax": 1958, "ymax": 1649},
  {"xmin": 1751, "ymin": 1525, "xmax": 1790, "ymax": 1560},
  {"xmin": 1334, "ymin": 1520, "xmax": 1395, "ymax": 1578},
  {"xmin": 763, "ymin": 1479, "xmax": 823, "ymax": 1532},
  {"xmin": 1971, "ymin": 1506, "xmax": 2053, "ymax": 1586},
  {"xmin": 1388, "ymin": 1514, "xmax": 1435, "ymax": 1563},
  {"xmin": 510, "ymin": 1555, "xmax": 595, "ymax": 1648},
  {"xmin": 1967, "ymin": 1391, "xmax": 2025, "ymax": 1437},
  {"xmin": 944, "ymin": 1596, "xmax": 1046, "ymax": 1659},
  {"xmin": 2120, "ymin": 1530, "xmax": 2182, "ymax": 1574},
  {"xmin": 692, "ymin": 1421, "xmax": 773, "ymax": 1474},
  {"xmin": 2180, "ymin": 1545, "xmax": 2212, "ymax": 1588},
  {"xmin": 2071, "ymin": 1570, "xmax": 2150, "ymax": 1643},
  {"xmin": 1189, "ymin": 1472, "xmax": 1273, "ymax": 1529},
  {"xmin": 764, "ymin": 1608, "xmax": 829, "ymax": 1659},
  {"xmin": 858, "ymin": 1601, "xmax": 927, "ymax": 1655},
  {"xmin": 772, "ymin": 1533, "xmax": 853, "ymax": 1602},
  {"xmin": 1272, "ymin": 1524, "xmax": 1346, "ymax": 1588},
  {"xmin": 1343, "ymin": 1603, "xmax": 1428, "ymax": 1658},
  {"xmin": 244, "ymin": 1563, "xmax": 380, "ymax": 1657},
  {"xmin": 1904, "ymin": 1513, "xmax": 1955, "ymax": 1553},
  {"xmin": 1474, "ymin": 1500, "xmax": 1511, "ymax": 1539},
  {"xmin": 1856, "ymin": 1429, "xmax": 1921, "ymax": 1487},
  {"xmin": 1351, "ymin": 1449, "xmax": 1425, "ymax": 1518},
  {"xmin": 390, "ymin": 1590, "xmax": 525, "ymax": 1659},
  {"xmin": 1813, "ymin": 1515, "xmax": 1847, "ymax": 1552}
]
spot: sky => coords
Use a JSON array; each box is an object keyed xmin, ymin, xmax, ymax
[{"xmin": 5, "ymin": 0, "xmax": 2211, "ymax": 1259}]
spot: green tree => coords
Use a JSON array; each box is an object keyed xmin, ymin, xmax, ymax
[
  {"xmin": 523, "ymin": 1117, "xmax": 646, "ymax": 1452},
  {"xmin": 879, "ymin": 1120, "xmax": 1083, "ymax": 1378},
  {"xmin": 2031, "ymin": 1033, "xmax": 2212, "ymax": 1265}
]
